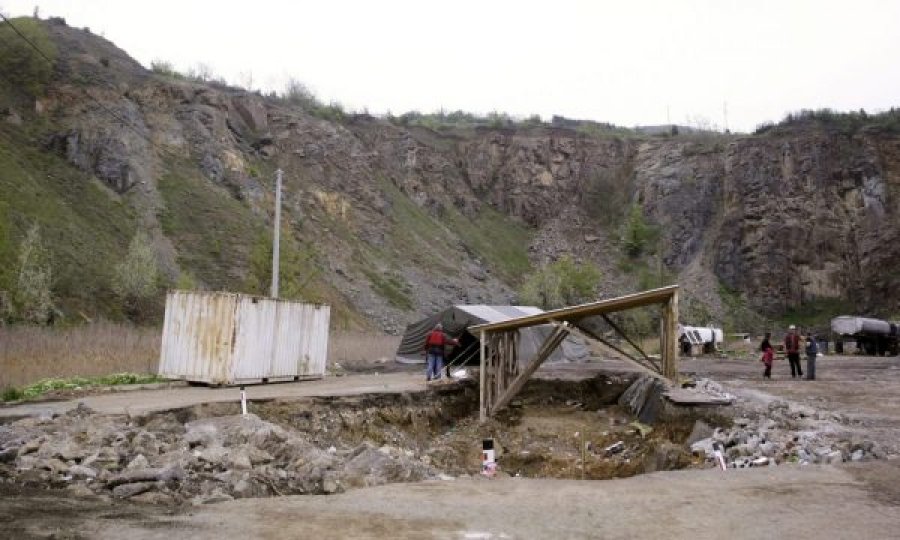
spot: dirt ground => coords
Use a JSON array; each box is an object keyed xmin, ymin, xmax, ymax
[
  {"xmin": 2, "ymin": 461, "xmax": 899, "ymax": 539},
  {"xmin": 2, "ymin": 352, "xmax": 900, "ymax": 539}
]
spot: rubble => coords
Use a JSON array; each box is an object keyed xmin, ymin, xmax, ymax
[
  {"xmin": 686, "ymin": 398, "xmax": 885, "ymax": 469},
  {"xmin": 0, "ymin": 408, "xmax": 441, "ymax": 504}
]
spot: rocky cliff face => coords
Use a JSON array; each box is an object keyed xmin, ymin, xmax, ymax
[
  {"xmin": 713, "ymin": 131, "xmax": 900, "ymax": 315},
  {"xmin": 2, "ymin": 19, "xmax": 898, "ymax": 329}
]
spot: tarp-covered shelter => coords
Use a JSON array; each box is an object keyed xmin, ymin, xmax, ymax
[{"xmin": 396, "ymin": 305, "xmax": 590, "ymax": 366}]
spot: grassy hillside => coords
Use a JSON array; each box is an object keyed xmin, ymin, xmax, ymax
[
  {"xmin": 157, "ymin": 162, "xmax": 262, "ymax": 291},
  {"xmin": 0, "ymin": 123, "xmax": 137, "ymax": 319}
]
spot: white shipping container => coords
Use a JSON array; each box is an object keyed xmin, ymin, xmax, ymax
[{"xmin": 159, "ymin": 291, "xmax": 330, "ymax": 384}]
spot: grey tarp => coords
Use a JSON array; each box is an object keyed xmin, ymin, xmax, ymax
[{"xmin": 395, "ymin": 305, "xmax": 591, "ymax": 365}]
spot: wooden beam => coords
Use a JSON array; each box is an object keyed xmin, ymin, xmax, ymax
[
  {"xmin": 469, "ymin": 286, "xmax": 678, "ymax": 333},
  {"xmin": 490, "ymin": 323, "xmax": 571, "ymax": 414}
]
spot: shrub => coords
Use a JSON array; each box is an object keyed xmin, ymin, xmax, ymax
[
  {"xmin": 281, "ymin": 78, "xmax": 321, "ymax": 109},
  {"xmin": 754, "ymin": 107, "xmax": 900, "ymax": 135},
  {"xmin": 620, "ymin": 203, "xmax": 658, "ymax": 258},
  {"xmin": 112, "ymin": 232, "xmax": 159, "ymax": 320},
  {"xmin": 14, "ymin": 224, "xmax": 55, "ymax": 324},
  {"xmin": 519, "ymin": 256, "xmax": 601, "ymax": 309},
  {"xmin": 1, "ymin": 386, "xmax": 23, "ymax": 402},
  {"xmin": 150, "ymin": 59, "xmax": 176, "ymax": 77},
  {"xmin": 0, "ymin": 17, "xmax": 57, "ymax": 96}
]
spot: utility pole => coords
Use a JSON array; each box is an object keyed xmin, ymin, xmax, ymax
[
  {"xmin": 723, "ymin": 101, "xmax": 729, "ymax": 133},
  {"xmin": 271, "ymin": 168, "xmax": 282, "ymax": 298}
]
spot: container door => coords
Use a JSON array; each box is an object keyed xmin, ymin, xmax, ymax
[{"xmin": 232, "ymin": 296, "xmax": 277, "ymax": 381}]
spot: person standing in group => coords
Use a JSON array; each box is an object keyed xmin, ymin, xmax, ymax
[
  {"xmin": 784, "ymin": 325, "xmax": 803, "ymax": 378},
  {"xmin": 805, "ymin": 333, "xmax": 819, "ymax": 380},
  {"xmin": 423, "ymin": 323, "xmax": 459, "ymax": 382},
  {"xmin": 760, "ymin": 332, "xmax": 774, "ymax": 379}
]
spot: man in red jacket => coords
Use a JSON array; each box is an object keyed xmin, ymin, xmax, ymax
[
  {"xmin": 785, "ymin": 325, "xmax": 803, "ymax": 379},
  {"xmin": 423, "ymin": 323, "xmax": 459, "ymax": 382}
]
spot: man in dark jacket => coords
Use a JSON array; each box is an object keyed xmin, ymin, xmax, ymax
[
  {"xmin": 423, "ymin": 323, "xmax": 459, "ymax": 382},
  {"xmin": 785, "ymin": 325, "xmax": 803, "ymax": 378},
  {"xmin": 805, "ymin": 334, "xmax": 819, "ymax": 380}
]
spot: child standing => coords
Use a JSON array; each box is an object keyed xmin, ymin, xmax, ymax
[{"xmin": 760, "ymin": 332, "xmax": 774, "ymax": 379}]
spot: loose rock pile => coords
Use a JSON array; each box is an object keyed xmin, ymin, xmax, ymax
[
  {"xmin": 0, "ymin": 404, "xmax": 436, "ymax": 504},
  {"xmin": 688, "ymin": 399, "xmax": 886, "ymax": 469}
]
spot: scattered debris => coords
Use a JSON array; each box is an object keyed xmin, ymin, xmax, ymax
[{"xmin": 604, "ymin": 441, "xmax": 625, "ymax": 456}]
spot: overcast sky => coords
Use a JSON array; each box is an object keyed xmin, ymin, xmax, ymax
[{"xmin": 3, "ymin": 0, "xmax": 899, "ymax": 131}]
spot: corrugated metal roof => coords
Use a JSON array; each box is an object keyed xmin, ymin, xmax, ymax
[{"xmin": 454, "ymin": 305, "xmax": 544, "ymax": 324}]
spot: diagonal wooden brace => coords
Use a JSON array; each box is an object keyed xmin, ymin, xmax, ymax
[
  {"xmin": 489, "ymin": 322, "xmax": 571, "ymax": 415},
  {"xmin": 601, "ymin": 314, "xmax": 659, "ymax": 371}
]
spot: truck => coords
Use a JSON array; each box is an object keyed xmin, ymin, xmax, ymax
[{"xmin": 831, "ymin": 316, "xmax": 900, "ymax": 356}]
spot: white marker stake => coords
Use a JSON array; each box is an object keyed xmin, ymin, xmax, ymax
[
  {"xmin": 240, "ymin": 386, "xmax": 248, "ymax": 416},
  {"xmin": 713, "ymin": 442, "xmax": 727, "ymax": 471}
]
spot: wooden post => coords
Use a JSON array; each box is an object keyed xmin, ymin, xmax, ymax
[
  {"xmin": 667, "ymin": 289, "xmax": 679, "ymax": 379},
  {"xmin": 479, "ymin": 329, "xmax": 486, "ymax": 422},
  {"xmin": 660, "ymin": 290, "xmax": 679, "ymax": 380},
  {"xmin": 491, "ymin": 323, "xmax": 570, "ymax": 414}
]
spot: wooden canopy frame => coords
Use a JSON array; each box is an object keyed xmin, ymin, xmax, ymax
[{"xmin": 470, "ymin": 285, "xmax": 679, "ymax": 421}]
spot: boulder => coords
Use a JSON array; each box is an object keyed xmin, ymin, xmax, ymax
[
  {"xmin": 644, "ymin": 442, "xmax": 689, "ymax": 473},
  {"xmin": 127, "ymin": 454, "xmax": 150, "ymax": 470},
  {"xmin": 690, "ymin": 438, "xmax": 715, "ymax": 457},
  {"xmin": 36, "ymin": 458, "xmax": 69, "ymax": 475},
  {"xmin": 84, "ymin": 448, "xmax": 120, "ymax": 470},
  {"xmin": 618, "ymin": 376, "xmax": 667, "ymax": 424},
  {"xmin": 69, "ymin": 464, "xmax": 98, "ymax": 479},
  {"xmin": 226, "ymin": 448, "xmax": 252, "ymax": 471},
  {"xmin": 107, "ymin": 466, "xmax": 182, "ymax": 487},
  {"xmin": 0, "ymin": 447, "xmax": 18, "ymax": 463},
  {"xmin": 194, "ymin": 488, "xmax": 233, "ymax": 505},
  {"xmin": 112, "ymin": 481, "xmax": 155, "ymax": 499}
]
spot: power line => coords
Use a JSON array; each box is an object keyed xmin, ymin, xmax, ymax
[{"xmin": 0, "ymin": 13, "xmax": 177, "ymax": 160}]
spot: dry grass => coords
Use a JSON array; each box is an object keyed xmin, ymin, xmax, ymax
[
  {"xmin": 0, "ymin": 322, "xmax": 160, "ymax": 389},
  {"xmin": 328, "ymin": 331, "xmax": 400, "ymax": 368},
  {"xmin": 0, "ymin": 325, "xmax": 400, "ymax": 389}
]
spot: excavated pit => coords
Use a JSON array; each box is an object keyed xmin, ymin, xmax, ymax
[
  {"xmin": 251, "ymin": 375, "xmax": 707, "ymax": 481},
  {"xmin": 0, "ymin": 374, "xmax": 719, "ymax": 505}
]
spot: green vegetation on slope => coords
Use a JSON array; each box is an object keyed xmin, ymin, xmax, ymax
[
  {"xmin": 362, "ymin": 268, "xmax": 413, "ymax": 310},
  {"xmin": 444, "ymin": 206, "xmax": 533, "ymax": 284},
  {"xmin": 776, "ymin": 297, "xmax": 854, "ymax": 330},
  {"xmin": 158, "ymin": 163, "xmax": 262, "ymax": 291},
  {"xmin": 0, "ymin": 125, "xmax": 137, "ymax": 319},
  {"xmin": 756, "ymin": 108, "xmax": 900, "ymax": 135},
  {"xmin": 0, "ymin": 17, "xmax": 57, "ymax": 97},
  {"xmin": 379, "ymin": 178, "xmax": 455, "ymax": 274}
]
